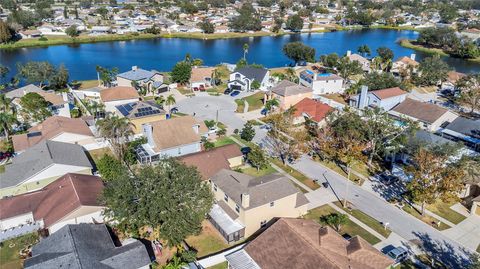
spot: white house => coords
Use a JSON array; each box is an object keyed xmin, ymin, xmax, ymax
[
  {"xmin": 100, "ymin": 86, "xmax": 140, "ymax": 113},
  {"xmin": 228, "ymin": 67, "xmax": 271, "ymax": 91},
  {"xmin": 350, "ymin": 86, "xmax": 408, "ymax": 111},
  {"xmin": 116, "ymin": 66, "xmax": 167, "ymax": 94},
  {"xmin": 347, "ymin": 51, "xmax": 371, "ymax": 72},
  {"xmin": 299, "ymin": 70, "xmax": 344, "ymax": 95}
]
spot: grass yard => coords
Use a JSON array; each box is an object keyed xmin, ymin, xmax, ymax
[
  {"xmin": 402, "ymin": 205, "xmax": 451, "ymax": 231},
  {"xmin": 88, "ymin": 147, "xmax": 114, "ymax": 163},
  {"xmin": 0, "ymin": 233, "xmax": 39, "ymax": 269},
  {"xmin": 333, "ymin": 201, "xmax": 392, "ymax": 238},
  {"xmin": 240, "ymin": 164, "xmax": 277, "ymax": 177},
  {"xmin": 214, "ymin": 137, "xmax": 236, "ymax": 147},
  {"xmin": 425, "ymin": 200, "xmax": 466, "ymax": 225},
  {"xmin": 185, "ymin": 221, "xmax": 229, "ymax": 258},
  {"xmin": 315, "ymin": 159, "xmax": 365, "ymax": 185},
  {"xmin": 304, "ymin": 205, "xmax": 381, "ymax": 245},
  {"xmin": 177, "ymin": 87, "xmax": 194, "ymax": 95},
  {"xmin": 231, "ymin": 135, "xmax": 255, "ymax": 148},
  {"xmin": 270, "ymin": 158, "xmax": 320, "ymax": 190},
  {"xmin": 243, "ymin": 92, "xmax": 265, "ymax": 112},
  {"xmin": 319, "ymin": 93, "xmax": 347, "ymax": 105},
  {"xmin": 234, "ymin": 99, "xmax": 245, "ymax": 113},
  {"xmin": 78, "ymin": 80, "xmax": 100, "ymax": 90},
  {"xmin": 477, "ymin": 244, "xmax": 480, "ymax": 253},
  {"xmin": 207, "ymin": 261, "xmax": 228, "ymax": 269}
]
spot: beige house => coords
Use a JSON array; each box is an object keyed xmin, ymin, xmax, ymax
[
  {"xmin": 190, "ymin": 67, "xmax": 215, "ymax": 90},
  {"xmin": 209, "ymin": 169, "xmax": 309, "ymax": 243},
  {"xmin": 266, "ymin": 80, "xmax": 312, "ymax": 110},
  {"xmin": 113, "ymin": 101, "xmax": 166, "ymax": 133}
]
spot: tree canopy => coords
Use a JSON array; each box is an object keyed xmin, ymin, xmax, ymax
[
  {"xmin": 282, "ymin": 42, "xmax": 316, "ymax": 65},
  {"xmin": 171, "ymin": 61, "xmax": 192, "ymax": 84},
  {"xmin": 229, "ymin": 3, "xmax": 262, "ymax": 32},
  {"xmin": 286, "ymin": 14, "xmax": 303, "ymax": 32},
  {"xmin": 19, "ymin": 92, "xmax": 51, "ymax": 122}
]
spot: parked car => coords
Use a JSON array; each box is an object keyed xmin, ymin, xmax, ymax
[
  {"xmin": 386, "ymin": 246, "xmax": 409, "ymax": 264},
  {"xmin": 230, "ymin": 90, "xmax": 240, "ymax": 97},
  {"xmin": 193, "ymin": 87, "xmax": 199, "ymax": 91},
  {"xmin": 224, "ymin": 88, "xmax": 232, "ymax": 95},
  {"xmin": 170, "ymin": 107, "xmax": 178, "ymax": 114},
  {"xmin": 199, "ymin": 85, "xmax": 206, "ymax": 91},
  {"xmin": 261, "ymin": 108, "xmax": 268, "ymax": 115}
]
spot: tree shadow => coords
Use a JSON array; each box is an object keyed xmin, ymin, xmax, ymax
[
  {"xmin": 370, "ymin": 177, "xmax": 406, "ymax": 202},
  {"xmin": 412, "ymin": 231, "xmax": 473, "ymax": 269}
]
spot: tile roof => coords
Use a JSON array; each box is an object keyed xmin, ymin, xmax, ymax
[
  {"xmin": 395, "ymin": 56, "xmax": 419, "ymax": 66},
  {"xmin": 391, "ymin": 98, "xmax": 450, "ymax": 124},
  {"xmin": 24, "ymin": 224, "xmax": 151, "ymax": 269},
  {"xmin": 0, "ymin": 141, "xmax": 93, "ymax": 188},
  {"xmin": 271, "ymin": 80, "xmax": 311, "ymax": 97},
  {"xmin": 37, "ymin": 91, "xmax": 66, "ymax": 106},
  {"xmin": 0, "ymin": 173, "xmax": 103, "ymax": 227},
  {"xmin": 293, "ymin": 98, "xmax": 333, "ymax": 123},
  {"xmin": 179, "ymin": 144, "xmax": 242, "ymax": 179},
  {"xmin": 348, "ymin": 54, "xmax": 369, "ymax": 64},
  {"xmin": 446, "ymin": 71, "xmax": 466, "ymax": 84},
  {"xmin": 211, "ymin": 169, "xmax": 308, "ymax": 210},
  {"xmin": 147, "ymin": 116, "xmax": 208, "ymax": 152},
  {"xmin": 100, "ymin": 86, "xmax": 140, "ymax": 102},
  {"xmin": 236, "ymin": 67, "xmax": 269, "ymax": 82},
  {"xmin": 241, "ymin": 218, "xmax": 393, "ymax": 269},
  {"xmin": 117, "ymin": 68, "xmax": 158, "ymax": 81},
  {"xmin": 12, "ymin": 116, "xmax": 94, "ymax": 152},
  {"xmin": 370, "ymin": 87, "xmax": 408, "ymax": 100},
  {"xmin": 190, "ymin": 67, "xmax": 215, "ymax": 83}
]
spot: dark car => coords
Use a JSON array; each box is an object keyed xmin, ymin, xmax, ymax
[
  {"xmin": 224, "ymin": 88, "xmax": 233, "ymax": 95},
  {"xmin": 170, "ymin": 107, "xmax": 179, "ymax": 114},
  {"xmin": 230, "ymin": 90, "xmax": 240, "ymax": 97},
  {"xmin": 261, "ymin": 108, "xmax": 268, "ymax": 115}
]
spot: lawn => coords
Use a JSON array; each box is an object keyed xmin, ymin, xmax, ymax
[
  {"xmin": 333, "ymin": 201, "xmax": 392, "ymax": 238},
  {"xmin": 243, "ymin": 92, "xmax": 265, "ymax": 111},
  {"xmin": 477, "ymin": 244, "xmax": 480, "ymax": 253},
  {"xmin": 315, "ymin": 159, "xmax": 365, "ymax": 185},
  {"xmin": 88, "ymin": 147, "xmax": 114, "ymax": 163},
  {"xmin": 177, "ymin": 87, "xmax": 194, "ymax": 95},
  {"xmin": 319, "ymin": 93, "xmax": 347, "ymax": 105},
  {"xmin": 0, "ymin": 164, "xmax": 4, "ymax": 173},
  {"xmin": 185, "ymin": 221, "xmax": 229, "ymax": 258},
  {"xmin": 0, "ymin": 233, "xmax": 39, "ymax": 269},
  {"xmin": 231, "ymin": 135, "xmax": 255, "ymax": 148},
  {"xmin": 304, "ymin": 205, "xmax": 381, "ymax": 245},
  {"xmin": 78, "ymin": 80, "xmax": 99, "ymax": 90},
  {"xmin": 240, "ymin": 164, "xmax": 277, "ymax": 177},
  {"xmin": 214, "ymin": 137, "xmax": 236, "ymax": 147},
  {"xmin": 207, "ymin": 261, "xmax": 228, "ymax": 269},
  {"xmin": 270, "ymin": 158, "xmax": 320, "ymax": 190},
  {"xmin": 425, "ymin": 200, "xmax": 466, "ymax": 225},
  {"xmin": 234, "ymin": 99, "xmax": 245, "ymax": 113},
  {"xmin": 402, "ymin": 205, "xmax": 451, "ymax": 231}
]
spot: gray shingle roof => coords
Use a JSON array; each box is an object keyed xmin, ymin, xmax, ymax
[
  {"xmin": 211, "ymin": 169, "xmax": 307, "ymax": 210},
  {"xmin": 271, "ymin": 80, "xmax": 311, "ymax": 97},
  {"xmin": 24, "ymin": 224, "xmax": 151, "ymax": 269},
  {"xmin": 0, "ymin": 141, "xmax": 93, "ymax": 188},
  {"xmin": 445, "ymin": 117, "xmax": 480, "ymax": 138},
  {"xmin": 236, "ymin": 67, "xmax": 268, "ymax": 82},
  {"xmin": 117, "ymin": 68, "xmax": 157, "ymax": 82}
]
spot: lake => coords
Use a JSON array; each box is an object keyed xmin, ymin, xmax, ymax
[{"xmin": 1, "ymin": 29, "xmax": 479, "ymax": 82}]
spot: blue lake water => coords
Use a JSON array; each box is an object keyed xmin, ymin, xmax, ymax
[{"xmin": 1, "ymin": 29, "xmax": 479, "ymax": 82}]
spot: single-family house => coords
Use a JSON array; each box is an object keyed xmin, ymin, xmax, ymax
[
  {"xmin": 463, "ymin": 183, "xmax": 480, "ymax": 216},
  {"xmin": 24, "ymin": 224, "xmax": 151, "ymax": 269},
  {"xmin": 190, "ymin": 67, "xmax": 215, "ymax": 90},
  {"xmin": 0, "ymin": 141, "xmax": 93, "ymax": 197},
  {"xmin": 225, "ymin": 218, "xmax": 394, "ymax": 269},
  {"xmin": 292, "ymin": 98, "xmax": 333, "ymax": 125},
  {"xmin": 8, "ymin": 86, "xmax": 72, "ymax": 118},
  {"xmin": 179, "ymin": 144, "xmax": 243, "ymax": 180},
  {"xmin": 114, "ymin": 101, "xmax": 166, "ymax": 133},
  {"xmin": 350, "ymin": 86, "xmax": 408, "ymax": 111},
  {"xmin": 441, "ymin": 117, "xmax": 480, "ymax": 151},
  {"xmin": 19, "ymin": 30, "xmax": 42, "ymax": 39},
  {"xmin": 441, "ymin": 71, "xmax": 466, "ymax": 93},
  {"xmin": 266, "ymin": 80, "xmax": 312, "ymax": 110},
  {"xmin": 100, "ymin": 86, "xmax": 140, "ymax": 113},
  {"xmin": 389, "ymin": 98, "xmax": 458, "ymax": 132},
  {"xmin": 228, "ymin": 67, "xmax": 271, "ymax": 91},
  {"xmin": 208, "ymin": 169, "xmax": 309, "ymax": 243},
  {"xmin": 11, "ymin": 116, "xmax": 98, "ymax": 153},
  {"xmin": 299, "ymin": 70, "xmax": 344, "ymax": 95},
  {"xmin": 0, "ymin": 173, "xmax": 104, "ymax": 236},
  {"xmin": 391, "ymin": 55, "xmax": 419, "ymax": 77},
  {"xmin": 136, "ymin": 116, "xmax": 208, "ymax": 163},
  {"xmin": 5, "ymin": 84, "xmax": 42, "ymax": 100},
  {"xmin": 116, "ymin": 66, "xmax": 168, "ymax": 94},
  {"xmin": 347, "ymin": 51, "xmax": 371, "ymax": 72}
]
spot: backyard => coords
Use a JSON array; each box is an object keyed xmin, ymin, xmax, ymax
[
  {"xmin": 185, "ymin": 221, "xmax": 228, "ymax": 258},
  {"xmin": 78, "ymin": 79, "xmax": 99, "ymax": 90},
  {"xmin": 239, "ymin": 164, "xmax": 277, "ymax": 177},
  {"xmin": 304, "ymin": 204, "xmax": 381, "ymax": 245},
  {"xmin": 0, "ymin": 233, "xmax": 39, "ymax": 269}
]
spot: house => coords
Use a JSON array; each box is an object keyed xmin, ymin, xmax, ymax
[
  {"xmin": 391, "ymin": 54, "xmax": 419, "ymax": 77},
  {"xmin": 228, "ymin": 67, "xmax": 271, "ymax": 91},
  {"xmin": 0, "ymin": 173, "xmax": 104, "ymax": 236},
  {"xmin": 24, "ymin": 223, "xmax": 151, "ymax": 269},
  {"xmin": 11, "ymin": 116, "xmax": 98, "ymax": 153},
  {"xmin": 179, "ymin": 144, "xmax": 243, "ymax": 179},
  {"xmin": 5, "ymin": 84, "xmax": 42, "ymax": 100},
  {"xmin": 266, "ymin": 80, "xmax": 312, "ymax": 110},
  {"xmin": 100, "ymin": 86, "xmax": 140, "ymax": 113},
  {"xmin": 389, "ymin": 98, "xmax": 458, "ymax": 132},
  {"xmin": 463, "ymin": 183, "xmax": 480, "ymax": 216},
  {"xmin": 441, "ymin": 117, "xmax": 480, "ymax": 151},
  {"xmin": 136, "ymin": 116, "xmax": 208, "ymax": 163},
  {"xmin": 190, "ymin": 67, "xmax": 215, "ymax": 90},
  {"xmin": 19, "ymin": 30, "xmax": 42, "ymax": 39},
  {"xmin": 299, "ymin": 70, "xmax": 344, "ymax": 95},
  {"xmin": 116, "ymin": 66, "xmax": 168, "ymax": 94},
  {"xmin": 0, "ymin": 141, "xmax": 93, "ymax": 197},
  {"xmin": 114, "ymin": 101, "xmax": 166, "ymax": 133},
  {"xmin": 350, "ymin": 86, "xmax": 408, "ymax": 111},
  {"xmin": 225, "ymin": 218, "xmax": 394, "ymax": 269},
  {"xmin": 441, "ymin": 71, "xmax": 466, "ymax": 93},
  {"xmin": 208, "ymin": 169, "xmax": 309, "ymax": 243},
  {"xmin": 347, "ymin": 51, "xmax": 371, "ymax": 72},
  {"xmin": 8, "ymin": 86, "xmax": 72, "ymax": 118},
  {"xmin": 292, "ymin": 98, "xmax": 333, "ymax": 125}
]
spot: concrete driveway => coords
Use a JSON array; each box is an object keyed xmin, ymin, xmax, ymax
[{"xmin": 442, "ymin": 215, "xmax": 480, "ymax": 250}]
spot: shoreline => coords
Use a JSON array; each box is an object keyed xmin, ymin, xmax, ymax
[
  {"xmin": 399, "ymin": 39, "xmax": 480, "ymax": 63},
  {"xmin": 0, "ymin": 26, "xmax": 415, "ymax": 50}
]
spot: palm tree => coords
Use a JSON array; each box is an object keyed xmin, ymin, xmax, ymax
[
  {"xmin": 0, "ymin": 112, "xmax": 18, "ymax": 139},
  {"xmin": 165, "ymin": 94, "xmax": 176, "ymax": 114},
  {"xmin": 285, "ymin": 68, "xmax": 297, "ymax": 82},
  {"xmin": 243, "ymin": 43, "xmax": 249, "ymax": 61},
  {"xmin": 184, "ymin": 53, "xmax": 192, "ymax": 64},
  {"xmin": 96, "ymin": 115, "xmax": 133, "ymax": 160},
  {"xmin": 164, "ymin": 255, "xmax": 186, "ymax": 269},
  {"xmin": 0, "ymin": 94, "xmax": 13, "ymax": 114},
  {"xmin": 155, "ymin": 95, "xmax": 165, "ymax": 108},
  {"xmin": 265, "ymin": 99, "xmax": 279, "ymax": 114},
  {"xmin": 87, "ymin": 101, "xmax": 105, "ymax": 118},
  {"xmin": 357, "ymin": 45, "xmax": 371, "ymax": 57},
  {"xmin": 211, "ymin": 69, "xmax": 220, "ymax": 86}
]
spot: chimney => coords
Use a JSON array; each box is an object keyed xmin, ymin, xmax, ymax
[
  {"xmin": 347, "ymin": 50, "xmax": 352, "ymax": 56},
  {"xmin": 358, "ymin": 85, "xmax": 368, "ymax": 109},
  {"xmin": 410, "ymin": 54, "xmax": 416, "ymax": 61},
  {"xmin": 132, "ymin": 66, "xmax": 138, "ymax": 71},
  {"xmin": 192, "ymin": 124, "xmax": 200, "ymax": 134},
  {"xmin": 142, "ymin": 123, "xmax": 155, "ymax": 147},
  {"xmin": 241, "ymin": 193, "xmax": 250, "ymax": 208}
]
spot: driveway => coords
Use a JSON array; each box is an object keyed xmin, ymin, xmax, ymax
[{"xmin": 442, "ymin": 215, "xmax": 480, "ymax": 250}]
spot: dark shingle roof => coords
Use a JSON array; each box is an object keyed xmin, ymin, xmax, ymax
[
  {"xmin": 117, "ymin": 68, "xmax": 157, "ymax": 81},
  {"xmin": 236, "ymin": 67, "xmax": 268, "ymax": 82},
  {"xmin": 445, "ymin": 117, "xmax": 480, "ymax": 138},
  {"xmin": 24, "ymin": 224, "xmax": 151, "ymax": 269},
  {"xmin": 391, "ymin": 98, "xmax": 450, "ymax": 124}
]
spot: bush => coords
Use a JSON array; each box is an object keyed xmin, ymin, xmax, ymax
[{"xmin": 39, "ymin": 36, "xmax": 48, "ymax": 41}]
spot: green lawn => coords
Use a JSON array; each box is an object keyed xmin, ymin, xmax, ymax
[
  {"xmin": 214, "ymin": 137, "xmax": 236, "ymax": 147},
  {"xmin": 270, "ymin": 158, "xmax": 320, "ymax": 190},
  {"xmin": 185, "ymin": 222, "xmax": 229, "ymax": 258},
  {"xmin": 177, "ymin": 87, "xmax": 194, "ymax": 95},
  {"xmin": 207, "ymin": 262, "xmax": 228, "ymax": 269},
  {"xmin": 402, "ymin": 205, "xmax": 451, "ymax": 231},
  {"xmin": 477, "ymin": 244, "xmax": 480, "ymax": 253},
  {"xmin": 78, "ymin": 80, "xmax": 99, "ymax": 90},
  {"xmin": 234, "ymin": 99, "xmax": 245, "ymax": 113},
  {"xmin": 425, "ymin": 200, "xmax": 466, "ymax": 225},
  {"xmin": 240, "ymin": 165, "xmax": 277, "ymax": 177},
  {"xmin": 88, "ymin": 147, "xmax": 114, "ymax": 163},
  {"xmin": 231, "ymin": 135, "xmax": 255, "ymax": 148},
  {"xmin": 333, "ymin": 201, "xmax": 392, "ymax": 238},
  {"xmin": 304, "ymin": 205, "xmax": 381, "ymax": 245},
  {"xmin": 243, "ymin": 92, "xmax": 265, "ymax": 111},
  {"xmin": 0, "ymin": 164, "xmax": 5, "ymax": 173},
  {"xmin": 0, "ymin": 233, "xmax": 39, "ymax": 269}
]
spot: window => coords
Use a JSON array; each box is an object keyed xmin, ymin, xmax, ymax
[
  {"xmin": 235, "ymin": 204, "xmax": 240, "ymax": 213},
  {"xmin": 260, "ymin": 220, "xmax": 267, "ymax": 228},
  {"xmin": 270, "ymin": 201, "xmax": 275, "ymax": 207},
  {"xmin": 224, "ymin": 194, "xmax": 229, "ymax": 202},
  {"xmin": 213, "ymin": 184, "xmax": 217, "ymax": 192}
]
